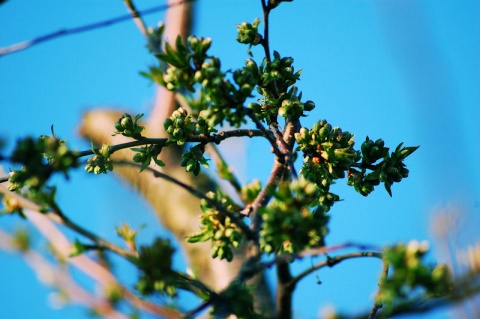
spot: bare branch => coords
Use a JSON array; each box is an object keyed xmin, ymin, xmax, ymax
[
  {"xmin": 288, "ymin": 251, "xmax": 383, "ymax": 289},
  {"xmin": 0, "ymin": 0, "xmax": 196, "ymax": 57},
  {"xmin": 112, "ymin": 160, "xmax": 255, "ymax": 240}
]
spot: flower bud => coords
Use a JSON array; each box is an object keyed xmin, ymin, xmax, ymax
[{"xmin": 303, "ymin": 100, "xmax": 315, "ymax": 111}]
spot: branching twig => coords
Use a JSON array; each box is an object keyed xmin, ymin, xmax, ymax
[
  {"xmin": 123, "ymin": 0, "xmax": 160, "ymax": 54},
  {"xmin": 182, "ymin": 300, "xmax": 212, "ymax": 319},
  {"xmin": 368, "ymin": 257, "xmax": 389, "ymax": 319},
  {"xmin": 0, "ymin": 230, "xmax": 131, "ymax": 319},
  {"xmin": 49, "ymin": 207, "xmax": 138, "ymax": 260},
  {"xmin": 0, "ymin": 0, "xmax": 195, "ymax": 57},
  {"xmin": 0, "ymin": 129, "xmax": 266, "ymax": 183},
  {"xmin": 245, "ymin": 109, "xmax": 284, "ymax": 158},
  {"xmin": 112, "ymin": 160, "xmax": 255, "ymax": 240},
  {"xmin": 351, "ymin": 279, "xmax": 480, "ymax": 319},
  {"xmin": 205, "ymin": 143, "xmax": 243, "ymax": 194},
  {"xmin": 77, "ymin": 129, "xmax": 265, "ymax": 158},
  {"xmin": 260, "ymin": 0, "xmax": 271, "ymax": 63},
  {"xmin": 287, "ymin": 251, "xmax": 383, "ymax": 289},
  {"xmin": 0, "ymin": 183, "xmax": 137, "ymax": 259}
]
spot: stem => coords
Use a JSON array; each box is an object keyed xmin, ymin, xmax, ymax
[
  {"xmin": 50, "ymin": 204, "xmax": 139, "ymax": 260},
  {"xmin": 368, "ymin": 258, "xmax": 389, "ymax": 319},
  {"xmin": 0, "ymin": 0, "xmax": 196, "ymax": 57},
  {"xmin": 260, "ymin": 0, "xmax": 272, "ymax": 63},
  {"xmin": 205, "ymin": 143, "xmax": 243, "ymax": 194},
  {"xmin": 73, "ymin": 129, "xmax": 265, "ymax": 158},
  {"xmin": 182, "ymin": 300, "xmax": 212, "ymax": 319},
  {"xmin": 276, "ymin": 260, "xmax": 293, "ymax": 319},
  {"xmin": 113, "ymin": 160, "xmax": 255, "ymax": 240},
  {"xmin": 287, "ymin": 251, "xmax": 383, "ymax": 289},
  {"xmin": 246, "ymin": 109, "xmax": 285, "ymax": 158},
  {"xmin": 124, "ymin": 0, "xmax": 160, "ymax": 54}
]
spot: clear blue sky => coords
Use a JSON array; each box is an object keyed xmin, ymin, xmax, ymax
[{"xmin": 1, "ymin": 1, "xmax": 479, "ymax": 318}]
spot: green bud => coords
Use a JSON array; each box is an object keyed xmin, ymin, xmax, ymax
[{"xmin": 304, "ymin": 100, "xmax": 315, "ymax": 111}]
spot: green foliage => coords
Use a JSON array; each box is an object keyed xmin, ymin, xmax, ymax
[
  {"xmin": 260, "ymin": 178, "xmax": 329, "ymax": 254},
  {"xmin": 378, "ymin": 241, "xmax": 453, "ymax": 309},
  {"xmin": 236, "ymin": 18, "xmax": 262, "ymax": 46},
  {"xmin": 131, "ymin": 144, "xmax": 165, "ymax": 172},
  {"xmin": 1, "ymin": 1, "xmax": 449, "ymax": 318},
  {"xmin": 114, "ymin": 113, "xmax": 145, "ymax": 139},
  {"xmin": 135, "ymin": 238, "xmax": 177, "ymax": 297},
  {"xmin": 295, "ymin": 120, "xmax": 418, "ymax": 207},
  {"xmin": 8, "ymin": 133, "xmax": 78, "ymax": 191},
  {"xmin": 163, "ymin": 107, "xmax": 197, "ymax": 145},
  {"xmin": 349, "ymin": 139, "xmax": 418, "ymax": 196},
  {"xmin": 211, "ymin": 281, "xmax": 261, "ymax": 319},
  {"xmin": 180, "ymin": 144, "xmax": 209, "ymax": 176},
  {"xmin": 250, "ymin": 52, "xmax": 307, "ymax": 123},
  {"xmin": 85, "ymin": 143, "xmax": 113, "ymax": 174},
  {"xmin": 188, "ymin": 191, "xmax": 244, "ymax": 261}
]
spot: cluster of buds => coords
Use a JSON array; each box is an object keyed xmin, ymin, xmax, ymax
[
  {"xmin": 348, "ymin": 139, "xmax": 417, "ymax": 196},
  {"xmin": 260, "ymin": 178, "xmax": 329, "ymax": 254},
  {"xmin": 136, "ymin": 238, "xmax": 177, "ymax": 296},
  {"xmin": 180, "ymin": 144, "xmax": 209, "ymax": 176},
  {"xmin": 188, "ymin": 36, "xmax": 212, "ymax": 68},
  {"xmin": 278, "ymin": 88, "xmax": 315, "ymax": 119},
  {"xmin": 85, "ymin": 143, "xmax": 113, "ymax": 175},
  {"xmin": 113, "ymin": 113, "xmax": 144, "ymax": 139},
  {"xmin": 188, "ymin": 191, "xmax": 244, "ymax": 262},
  {"xmin": 378, "ymin": 241, "xmax": 452, "ymax": 308},
  {"xmin": 116, "ymin": 223, "xmax": 138, "ymax": 251},
  {"xmin": 163, "ymin": 66, "xmax": 195, "ymax": 91},
  {"xmin": 233, "ymin": 58, "xmax": 260, "ymax": 97},
  {"xmin": 250, "ymin": 52, "xmax": 304, "ymax": 121},
  {"xmin": 159, "ymin": 36, "xmax": 214, "ymax": 93},
  {"xmin": 131, "ymin": 144, "xmax": 164, "ymax": 172},
  {"xmin": 163, "ymin": 107, "xmax": 196, "ymax": 145},
  {"xmin": 8, "ymin": 135, "xmax": 78, "ymax": 191},
  {"xmin": 236, "ymin": 18, "xmax": 263, "ymax": 46},
  {"xmin": 295, "ymin": 120, "xmax": 358, "ymax": 184}
]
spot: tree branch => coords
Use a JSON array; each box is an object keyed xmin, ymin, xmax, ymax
[
  {"xmin": 112, "ymin": 160, "xmax": 255, "ymax": 240},
  {"xmin": 0, "ymin": 0, "xmax": 196, "ymax": 57},
  {"xmin": 75, "ymin": 129, "xmax": 265, "ymax": 158},
  {"xmin": 288, "ymin": 251, "xmax": 383, "ymax": 289}
]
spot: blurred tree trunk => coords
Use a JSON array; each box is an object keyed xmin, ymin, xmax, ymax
[{"xmin": 79, "ymin": 1, "xmax": 274, "ymax": 315}]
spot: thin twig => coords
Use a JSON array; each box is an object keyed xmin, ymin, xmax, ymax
[
  {"xmin": 50, "ymin": 208, "xmax": 138, "ymax": 260},
  {"xmin": 0, "ymin": 230, "xmax": 131, "ymax": 319},
  {"xmin": 245, "ymin": 109, "xmax": 284, "ymax": 158},
  {"xmin": 79, "ymin": 129, "xmax": 263, "ymax": 158},
  {"xmin": 182, "ymin": 300, "xmax": 212, "ymax": 319},
  {"xmin": 123, "ymin": 0, "xmax": 161, "ymax": 55},
  {"xmin": 0, "ymin": 182, "xmax": 137, "ymax": 259},
  {"xmin": 260, "ymin": 0, "xmax": 271, "ymax": 63},
  {"xmin": 0, "ymin": 0, "xmax": 195, "ymax": 57},
  {"xmin": 368, "ymin": 258, "xmax": 389, "ymax": 319},
  {"xmin": 113, "ymin": 160, "xmax": 255, "ymax": 240},
  {"xmin": 287, "ymin": 251, "xmax": 383, "ymax": 289},
  {"xmin": 205, "ymin": 143, "xmax": 243, "ymax": 194}
]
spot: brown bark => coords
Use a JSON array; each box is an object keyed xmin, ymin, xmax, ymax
[{"xmin": 79, "ymin": 1, "xmax": 274, "ymax": 315}]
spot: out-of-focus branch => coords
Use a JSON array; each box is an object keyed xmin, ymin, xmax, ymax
[
  {"xmin": 0, "ymin": 183, "xmax": 137, "ymax": 260},
  {"xmin": 0, "ymin": 0, "xmax": 195, "ymax": 57},
  {"xmin": 0, "ymin": 230, "xmax": 130, "ymax": 319},
  {"xmin": 113, "ymin": 160, "xmax": 254, "ymax": 239},
  {"xmin": 0, "ymin": 196, "xmax": 183, "ymax": 319},
  {"xmin": 79, "ymin": 1, "xmax": 275, "ymax": 315}
]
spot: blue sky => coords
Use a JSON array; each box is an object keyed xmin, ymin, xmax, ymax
[{"xmin": 1, "ymin": 1, "xmax": 479, "ymax": 318}]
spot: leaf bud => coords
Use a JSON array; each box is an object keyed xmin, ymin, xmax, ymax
[{"xmin": 304, "ymin": 100, "xmax": 315, "ymax": 111}]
